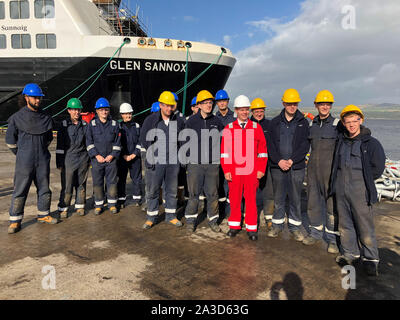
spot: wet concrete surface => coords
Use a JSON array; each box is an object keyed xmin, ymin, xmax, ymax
[{"xmin": 0, "ymin": 134, "xmax": 399, "ymax": 300}]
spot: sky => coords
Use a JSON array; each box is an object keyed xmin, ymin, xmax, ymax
[
  {"xmin": 127, "ymin": 0, "xmax": 400, "ymax": 108},
  {"xmin": 128, "ymin": 0, "xmax": 301, "ymax": 52}
]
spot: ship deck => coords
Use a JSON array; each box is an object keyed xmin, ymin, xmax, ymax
[{"xmin": 0, "ymin": 134, "xmax": 399, "ymax": 300}]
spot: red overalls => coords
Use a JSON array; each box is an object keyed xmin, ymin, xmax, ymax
[{"xmin": 221, "ymin": 119, "xmax": 268, "ymax": 233}]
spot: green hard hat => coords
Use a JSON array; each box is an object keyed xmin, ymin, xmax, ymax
[{"xmin": 67, "ymin": 98, "xmax": 83, "ymax": 109}]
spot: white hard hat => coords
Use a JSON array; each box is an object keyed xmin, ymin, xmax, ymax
[
  {"xmin": 234, "ymin": 95, "xmax": 251, "ymax": 108},
  {"xmin": 120, "ymin": 103, "xmax": 133, "ymax": 113}
]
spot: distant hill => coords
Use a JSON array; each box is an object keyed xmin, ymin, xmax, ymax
[
  {"xmin": 364, "ymin": 103, "xmax": 400, "ymax": 108},
  {"xmin": 264, "ymin": 103, "xmax": 400, "ymax": 120}
]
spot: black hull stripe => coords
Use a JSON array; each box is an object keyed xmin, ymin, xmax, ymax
[{"xmin": 0, "ymin": 57, "xmax": 233, "ymax": 123}]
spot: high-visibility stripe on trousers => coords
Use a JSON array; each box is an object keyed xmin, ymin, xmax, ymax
[
  {"xmin": 228, "ymin": 174, "xmax": 259, "ymax": 233},
  {"xmin": 91, "ymin": 158, "xmax": 118, "ymax": 208},
  {"xmin": 9, "ymin": 159, "xmax": 51, "ymax": 223}
]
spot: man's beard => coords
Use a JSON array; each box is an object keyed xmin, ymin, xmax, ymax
[{"xmin": 28, "ymin": 100, "xmax": 40, "ymax": 110}]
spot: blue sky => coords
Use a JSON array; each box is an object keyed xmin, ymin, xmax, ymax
[{"xmin": 127, "ymin": 0, "xmax": 302, "ymax": 53}]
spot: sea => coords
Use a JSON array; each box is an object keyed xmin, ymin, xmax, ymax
[{"xmin": 364, "ymin": 119, "xmax": 400, "ymax": 161}]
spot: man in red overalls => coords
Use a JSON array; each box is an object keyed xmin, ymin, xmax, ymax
[{"xmin": 221, "ymin": 95, "xmax": 268, "ymax": 241}]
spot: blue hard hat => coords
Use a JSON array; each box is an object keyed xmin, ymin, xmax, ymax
[
  {"xmin": 191, "ymin": 97, "xmax": 197, "ymax": 106},
  {"xmin": 172, "ymin": 92, "xmax": 179, "ymax": 102},
  {"xmin": 22, "ymin": 83, "xmax": 44, "ymax": 97},
  {"xmin": 95, "ymin": 97, "xmax": 110, "ymax": 109},
  {"xmin": 151, "ymin": 102, "xmax": 160, "ymax": 112},
  {"xmin": 215, "ymin": 89, "xmax": 229, "ymax": 101}
]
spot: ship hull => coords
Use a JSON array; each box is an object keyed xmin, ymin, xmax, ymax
[{"xmin": 0, "ymin": 56, "xmax": 233, "ymax": 123}]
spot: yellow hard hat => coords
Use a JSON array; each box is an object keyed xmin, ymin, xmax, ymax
[
  {"xmin": 282, "ymin": 88, "xmax": 301, "ymax": 103},
  {"xmin": 315, "ymin": 90, "xmax": 335, "ymax": 103},
  {"xmin": 196, "ymin": 90, "xmax": 214, "ymax": 104},
  {"xmin": 340, "ymin": 105, "xmax": 364, "ymax": 120},
  {"xmin": 158, "ymin": 91, "xmax": 176, "ymax": 105},
  {"xmin": 250, "ymin": 98, "xmax": 267, "ymax": 110}
]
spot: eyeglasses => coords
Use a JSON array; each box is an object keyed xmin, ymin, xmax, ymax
[{"xmin": 199, "ymin": 100, "xmax": 213, "ymax": 105}]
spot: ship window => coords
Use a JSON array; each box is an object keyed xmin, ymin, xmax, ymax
[
  {"xmin": 0, "ymin": 35, "xmax": 6, "ymax": 49},
  {"xmin": 11, "ymin": 34, "xmax": 31, "ymax": 49},
  {"xmin": 36, "ymin": 33, "xmax": 56, "ymax": 49},
  {"xmin": 34, "ymin": 0, "xmax": 55, "ymax": 19},
  {"xmin": 10, "ymin": 0, "xmax": 30, "ymax": 19},
  {"xmin": 0, "ymin": 2, "xmax": 5, "ymax": 20}
]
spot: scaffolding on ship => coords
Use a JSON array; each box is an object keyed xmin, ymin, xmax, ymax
[{"xmin": 93, "ymin": 0, "xmax": 148, "ymax": 37}]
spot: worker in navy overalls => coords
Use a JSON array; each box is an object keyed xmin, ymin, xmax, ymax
[
  {"xmin": 86, "ymin": 98, "xmax": 121, "ymax": 215},
  {"xmin": 139, "ymin": 91, "xmax": 185, "ymax": 229},
  {"xmin": 6, "ymin": 83, "xmax": 58, "ymax": 234},
  {"xmin": 117, "ymin": 103, "xmax": 142, "ymax": 208},
  {"xmin": 140, "ymin": 102, "xmax": 161, "ymax": 213},
  {"xmin": 56, "ymin": 98, "xmax": 90, "ymax": 218}
]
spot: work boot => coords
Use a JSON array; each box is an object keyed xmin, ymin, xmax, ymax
[
  {"xmin": 363, "ymin": 261, "xmax": 379, "ymax": 277},
  {"xmin": 76, "ymin": 208, "xmax": 85, "ymax": 216},
  {"xmin": 118, "ymin": 202, "xmax": 126, "ymax": 209},
  {"xmin": 266, "ymin": 227, "xmax": 282, "ymax": 238},
  {"xmin": 327, "ymin": 242, "xmax": 339, "ymax": 254},
  {"xmin": 248, "ymin": 232, "xmax": 258, "ymax": 241},
  {"xmin": 132, "ymin": 200, "xmax": 141, "ymax": 207},
  {"xmin": 37, "ymin": 216, "xmax": 58, "ymax": 224},
  {"xmin": 59, "ymin": 211, "xmax": 68, "ymax": 219},
  {"xmin": 94, "ymin": 207, "xmax": 102, "ymax": 215},
  {"xmin": 186, "ymin": 223, "xmax": 195, "ymax": 233},
  {"xmin": 291, "ymin": 230, "xmax": 305, "ymax": 242},
  {"xmin": 142, "ymin": 220, "xmax": 154, "ymax": 230},
  {"xmin": 110, "ymin": 206, "xmax": 118, "ymax": 214},
  {"xmin": 335, "ymin": 255, "xmax": 356, "ymax": 266},
  {"xmin": 302, "ymin": 235, "xmax": 319, "ymax": 246},
  {"xmin": 168, "ymin": 218, "xmax": 183, "ymax": 227},
  {"xmin": 209, "ymin": 222, "xmax": 221, "ymax": 233},
  {"xmin": 227, "ymin": 229, "xmax": 240, "ymax": 238},
  {"xmin": 8, "ymin": 222, "xmax": 21, "ymax": 234}
]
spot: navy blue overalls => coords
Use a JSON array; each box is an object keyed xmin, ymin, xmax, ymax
[
  {"xmin": 336, "ymin": 135, "xmax": 379, "ymax": 263},
  {"xmin": 215, "ymin": 109, "xmax": 237, "ymax": 217},
  {"xmin": 306, "ymin": 115, "xmax": 340, "ymax": 243},
  {"xmin": 117, "ymin": 120, "xmax": 142, "ymax": 206},
  {"xmin": 86, "ymin": 115, "xmax": 121, "ymax": 209},
  {"xmin": 251, "ymin": 116, "xmax": 274, "ymax": 224},
  {"xmin": 140, "ymin": 111, "xmax": 185, "ymax": 223},
  {"xmin": 6, "ymin": 106, "xmax": 53, "ymax": 223},
  {"xmin": 56, "ymin": 119, "xmax": 90, "ymax": 212}
]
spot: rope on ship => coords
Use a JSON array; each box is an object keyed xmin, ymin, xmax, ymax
[
  {"xmin": 177, "ymin": 46, "xmax": 225, "ymax": 116},
  {"xmin": 46, "ymin": 39, "xmax": 131, "ymax": 117},
  {"xmin": 0, "ymin": 39, "xmax": 130, "ymax": 130}
]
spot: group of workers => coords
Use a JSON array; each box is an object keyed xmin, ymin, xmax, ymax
[{"xmin": 5, "ymin": 83, "xmax": 386, "ymax": 277}]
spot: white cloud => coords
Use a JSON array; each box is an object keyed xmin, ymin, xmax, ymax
[
  {"xmin": 246, "ymin": 17, "xmax": 281, "ymax": 35},
  {"xmin": 225, "ymin": 0, "xmax": 400, "ymax": 107},
  {"xmin": 223, "ymin": 35, "xmax": 232, "ymax": 46}
]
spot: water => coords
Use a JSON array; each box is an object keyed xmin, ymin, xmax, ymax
[{"xmin": 364, "ymin": 119, "xmax": 400, "ymax": 160}]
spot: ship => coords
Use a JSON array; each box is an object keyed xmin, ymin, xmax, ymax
[{"xmin": 0, "ymin": 0, "xmax": 236, "ymax": 123}]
